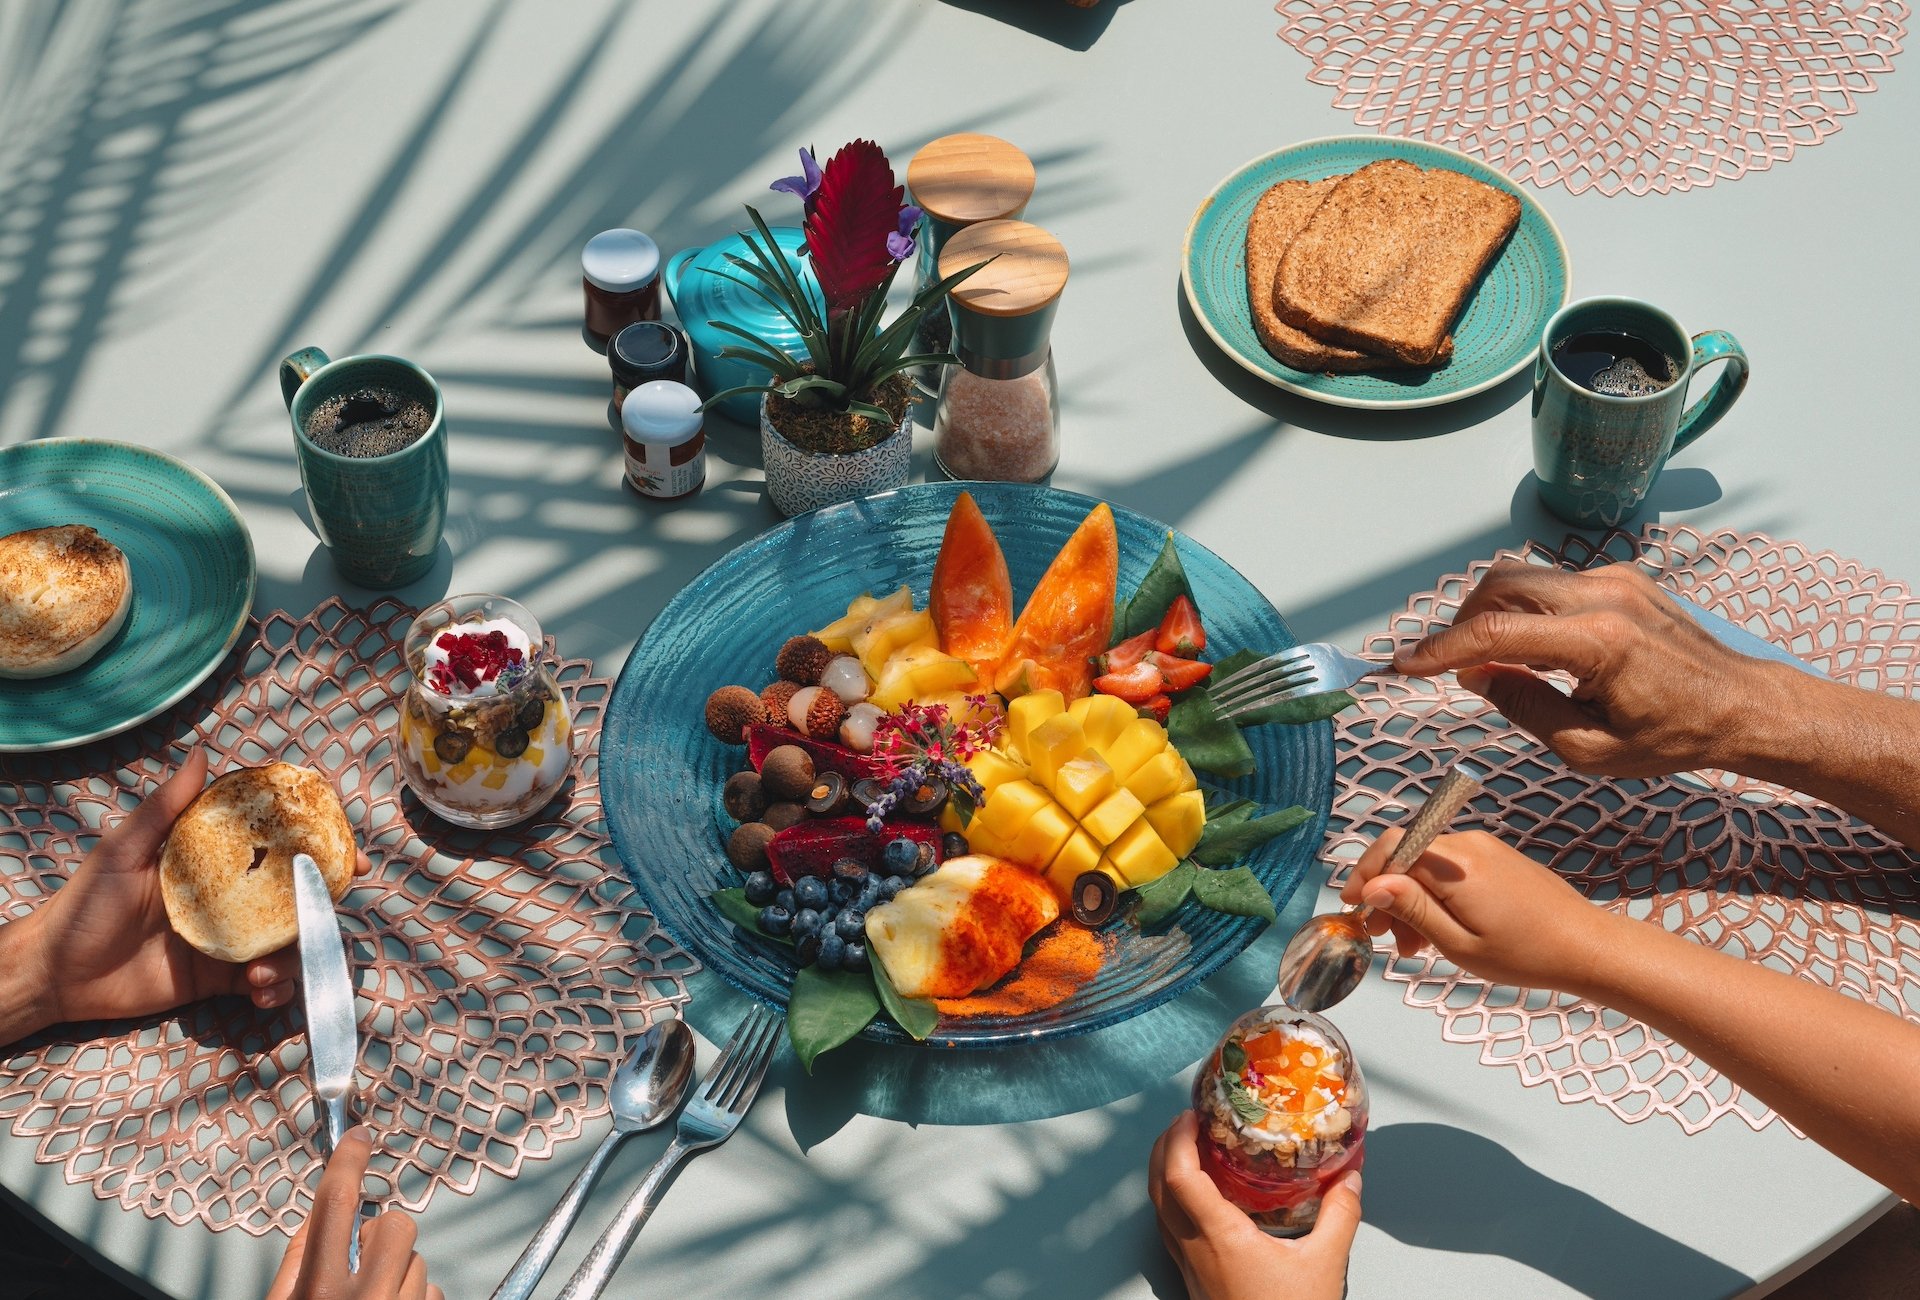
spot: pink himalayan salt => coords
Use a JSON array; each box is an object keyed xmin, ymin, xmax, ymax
[{"xmin": 935, "ymin": 368, "xmax": 1056, "ymax": 482}]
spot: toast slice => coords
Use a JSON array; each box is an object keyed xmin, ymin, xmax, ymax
[
  {"xmin": 0, "ymin": 524, "xmax": 132, "ymax": 678},
  {"xmin": 1246, "ymin": 180, "xmax": 1391, "ymax": 373},
  {"xmin": 1274, "ymin": 159, "xmax": 1521, "ymax": 366}
]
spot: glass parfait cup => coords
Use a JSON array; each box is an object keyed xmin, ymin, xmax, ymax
[
  {"xmin": 395, "ymin": 594, "xmax": 574, "ymax": 829},
  {"xmin": 1191, "ymin": 1005, "xmax": 1368, "ymax": 1237}
]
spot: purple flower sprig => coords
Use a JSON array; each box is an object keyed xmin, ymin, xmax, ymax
[
  {"xmin": 888, "ymin": 205, "xmax": 922, "ymax": 262},
  {"xmin": 769, "ymin": 146, "xmax": 823, "ymax": 202}
]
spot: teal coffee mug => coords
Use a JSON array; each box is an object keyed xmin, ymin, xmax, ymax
[
  {"xmin": 1532, "ymin": 297, "xmax": 1748, "ymax": 528},
  {"xmin": 281, "ymin": 348, "xmax": 449, "ymax": 589}
]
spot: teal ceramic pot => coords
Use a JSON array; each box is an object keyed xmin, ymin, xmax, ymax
[{"xmin": 662, "ymin": 227, "xmax": 814, "ymax": 426}]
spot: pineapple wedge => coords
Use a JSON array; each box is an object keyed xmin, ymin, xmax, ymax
[{"xmin": 866, "ymin": 855, "xmax": 1060, "ymax": 999}]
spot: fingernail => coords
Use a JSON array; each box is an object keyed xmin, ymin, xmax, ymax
[
  {"xmin": 345, "ymin": 1124, "xmax": 373, "ymax": 1143},
  {"xmin": 1342, "ymin": 1171, "xmax": 1362, "ymax": 1195},
  {"xmin": 1362, "ymin": 886, "xmax": 1394, "ymax": 910}
]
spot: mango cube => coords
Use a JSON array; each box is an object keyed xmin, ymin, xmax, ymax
[
  {"xmin": 967, "ymin": 749, "xmax": 1030, "ymax": 796},
  {"xmin": 1052, "ymin": 756, "xmax": 1116, "ymax": 820},
  {"xmin": 1102, "ymin": 718, "xmax": 1168, "ymax": 781},
  {"xmin": 1082, "ymin": 788, "xmax": 1147, "ymax": 846},
  {"xmin": 1010, "ymin": 801, "xmax": 1075, "ymax": 870},
  {"xmin": 1107, "ymin": 820, "xmax": 1179, "ymax": 887},
  {"xmin": 1045, "ymin": 829, "xmax": 1112, "ymax": 903},
  {"xmin": 1069, "ymin": 693, "xmax": 1136, "ymax": 752},
  {"xmin": 1124, "ymin": 749, "xmax": 1193, "ymax": 807},
  {"xmin": 1026, "ymin": 714, "xmax": 1088, "ymax": 790},
  {"xmin": 1005, "ymin": 690, "xmax": 1067, "ymax": 759},
  {"xmin": 977, "ymin": 779, "xmax": 1051, "ymax": 843},
  {"xmin": 1145, "ymin": 789, "xmax": 1207, "ymax": 858},
  {"xmin": 965, "ymin": 817, "xmax": 1014, "ymax": 859}
]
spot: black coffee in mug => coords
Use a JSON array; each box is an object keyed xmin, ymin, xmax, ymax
[
  {"xmin": 1549, "ymin": 330, "xmax": 1681, "ymax": 398},
  {"xmin": 303, "ymin": 386, "xmax": 435, "ymax": 458}
]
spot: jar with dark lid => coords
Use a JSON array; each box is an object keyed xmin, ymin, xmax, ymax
[
  {"xmin": 608, "ymin": 321, "xmax": 689, "ymax": 424},
  {"xmin": 933, "ymin": 219, "xmax": 1068, "ymax": 484},
  {"xmin": 905, "ymin": 134, "xmax": 1036, "ymax": 394},
  {"xmin": 582, "ymin": 228, "xmax": 661, "ymax": 351}
]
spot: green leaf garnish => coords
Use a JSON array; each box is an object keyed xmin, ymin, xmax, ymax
[
  {"xmin": 1130, "ymin": 859, "xmax": 1198, "ymax": 927},
  {"xmin": 1189, "ymin": 865, "xmax": 1278, "ymax": 922},
  {"xmin": 1168, "ymin": 689, "xmax": 1256, "ymax": 778},
  {"xmin": 1228, "ymin": 1082, "xmax": 1268, "ymax": 1125},
  {"xmin": 1119, "ymin": 532, "xmax": 1192, "ymax": 640},
  {"xmin": 711, "ymin": 888, "xmax": 793, "ymax": 946},
  {"xmin": 1222, "ymin": 1039, "xmax": 1248, "ymax": 1074},
  {"xmin": 1192, "ymin": 806, "xmax": 1312, "ymax": 866},
  {"xmin": 871, "ymin": 950, "xmax": 939, "ymax": 1041},
  {"xmin": 786, "ymin": 965, "xmax": 879, "ymax": 1073}
]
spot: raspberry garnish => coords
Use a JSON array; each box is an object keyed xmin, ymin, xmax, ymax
[{"xmin": 427, "ymin": 629, "xmax": 525, "ymax": 694}]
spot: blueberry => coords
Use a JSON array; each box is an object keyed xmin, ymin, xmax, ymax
[
  {"xmin": 911, "ymin": 843, "xmax": 938, "ymax": 877},
  {"xmin": 879, "ymin": 875, "xmax": 911, "ymax": 900},
  {"xmin": 743, "ymin": 871, "xmax": 778, "ymax": 907},
  {"xmin": 795, "ymin": 931, "xmax": 822, "ymax": 966},
  {"xmin": 856, "ymin": 877, "xmax": 884, "ymax": 910},
  {"xmin": 757, "ymin": 904, "xmax": 792, "ymax": 937},
  {"xmin": 828, "ymin": 878, "xmax": 857, "ymax": 909},
  {"xmin": 793, "ymin": 876, "xmax": 828, "ymax": 911},
  {"xmin": 942, "ymin": 832, "xmax": 969, "ymax": 859},
  {"xmin": 842, "ymin": 940, "xmax": 869, "ymax": 972},
  {"xmin": 832, "ymin": 858, "xmax": 870, "ymax": 888},
  {"xmin": 816, "ymin": 930, "xmax": 846, "ymax": 972},
  {"xmin": 835, "ymin": 910, "xmax": 866, "ymax": 942},
  {"xmin": 791, "ymin": 907, "xmax": 824, "ymax": 940},
  {"xmin": 775, "ymin": 888, "xmax": 796, "ymax": 914},
  {"xmin": 882, "ymin": 837, "xmax": 918, "ymax": 874}
]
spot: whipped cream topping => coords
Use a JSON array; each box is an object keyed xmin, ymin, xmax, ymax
[{"xmin": 422, "ymin": 617, "xmax": 534, "ymax": 697}]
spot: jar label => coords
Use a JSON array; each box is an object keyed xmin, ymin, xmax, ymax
[{"xmin": 625, "ymin": 432, "xmax": 705, "ymax": 498}]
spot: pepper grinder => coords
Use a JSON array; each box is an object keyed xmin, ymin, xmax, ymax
[{"xmin": 932, "ymin": 219, "xmax": 1068, "ymax": 484}]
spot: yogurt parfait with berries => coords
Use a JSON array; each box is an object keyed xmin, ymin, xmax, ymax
[
  {"xmin": 1192, "ymin": 1005, "xmax": 1367, "ymax": 1236},
  {"xmin": 396, "ymin": 594, "xmax": 574, "ymax": 828}
]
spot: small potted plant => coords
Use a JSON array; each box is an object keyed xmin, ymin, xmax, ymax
[{"xmin": 704, "ymin": 139, "xmax": 983, "ymax": 517}]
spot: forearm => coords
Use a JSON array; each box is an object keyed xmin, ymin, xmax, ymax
[
  {"xmin": 1574, "ymin": 912, "xmax": 1920, "ymax": 1203},
  {"xmin": 1727, "ymin": 662, "xmax": 1920, "ymax": 850},
  {"xmin": 0, "ymin": 915, "xmax": 55, "ymax": 1046}
]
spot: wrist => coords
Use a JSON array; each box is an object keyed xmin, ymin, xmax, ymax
[
  {"xmin": 0, "ymin": 910, "xmax": 60, "ymax": 1045},
  {"xmin": 1552, "ymin": 905, "xmax": 1637, "ymax": 1006},
  {"xmin": 1712, "ymin": 658, "xmax": 1831, "ymax": 781}
]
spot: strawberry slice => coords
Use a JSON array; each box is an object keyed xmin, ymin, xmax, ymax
[
  {"xmin": 1094, "ymin": 659, "xmax": 1165, "ymax": 704},
  {"xmin": 1136, "ymin": 694, "xmax": 1171, "ymax": 724},
  {"xmin": 1094, "ymin": 629, "xmax": 1157, "ymax": 675},
  {"xmin": 1149, "ymin": 652, "xmax": 1212, "ymax": 692},
  {"xmin": 1155, "ymin": 595, "xmax": 1207, "ymax": 658}
]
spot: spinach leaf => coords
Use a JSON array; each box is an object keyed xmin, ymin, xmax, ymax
[
  {"xmin": 1168, "ymin": 689, "xmax": 1256, "ymax": 778},
  {"xmin": 1190, "ymin": 866, "xmax": 1278, "ymax": 922},
  {"xmin": 711, "ymin": 888, "xmax": 792, "ymax": 946},
  {"xmin": 1131, "ymin": 859, "xmax": 1198, "ymax": 927},
  {"xmin": 1120, "ymin": 532, "xmax": 1192, "ymax": 640},
  {"xmin": 1192, "ymin": 805, "xmax": 1312, "ymax": 865},
  {"xmin": 871, "ymin": 950, "xmax": 939, "ymax": 1041},
  {"xmin": 1202, "ymin": 797, "xmax": 1258, "ymax": 830},
  {"xmin": 786, "ymin": 965, "xmax": 880, "ymax": 1072}
]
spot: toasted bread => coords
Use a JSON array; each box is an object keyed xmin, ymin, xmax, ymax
[
  {"xmin": 1274, "ymin": 159, "xmax": 1520, "ymax": 366},
  {"xmin": 0, "ymin": 525, "xmax": 132, "ymax": 679},
  {"xmin": 1246, "ymin": 180, "xmax": 1392, "ymax": 373},
  {"xmin": 160, "ymin": 763, "xmax": 355, "ymax": 963}
]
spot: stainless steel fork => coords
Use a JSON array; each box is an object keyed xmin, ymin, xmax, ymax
[
  {"xmin": 554, "ymin": 1005, "xmax": 783, "ymax": 1300},
  {"xmin": 1211, "ymin": 643, "xmax": 1387, "ymax": 720}
]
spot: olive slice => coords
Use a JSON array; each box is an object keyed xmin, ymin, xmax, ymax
[
  {"xmin": 806, "ymin": 771, "xmax": 849, "ymax": 815},
  {"xmin": 851, "ymin": 778, "xmax": 887, "ymax": 810},
  {"xmin": 433, "ymin": 730, "xmax": 472, "ymax": 763},
  {"xmin": 900, "ymin": 778, "xmax": 948, "ymax": 817},
  {"xmin": 493, "ymin": 728, "xmax": 529, "ymax": 759},
  {"xmin": 1071, "ymin": 871, "xmax": 1120, "ymax": 926}
]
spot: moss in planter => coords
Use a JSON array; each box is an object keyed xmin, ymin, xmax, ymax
[{"xmin": 767, "ymin": 373, "xmax": 913, "ymax": 455}]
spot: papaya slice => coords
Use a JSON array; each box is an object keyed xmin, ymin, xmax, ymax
[
  {"xmin": 930, "ymin": 491, "xmax": 1013, "ymax": 679},
  {"xmin": 992, "ymin": 503, "xmax": 1118, "ymax": 702}
]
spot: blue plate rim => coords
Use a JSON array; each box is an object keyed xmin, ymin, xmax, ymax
[
  {"xmin": 1181, "ymin": 133, "xmax": 1573, "ymax": 411},
  {"xmin": 600, "ymin": 481, "xmax": 1336, "ymax": 1048},
  {"xmin": 0, "ymin": 437, "xmax": 257, "ymax": 752}
]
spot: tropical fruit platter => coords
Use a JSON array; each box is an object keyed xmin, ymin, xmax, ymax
[{"xmin": 601, "ymin": 483, "xmax": 1346, "ymax": 1060}]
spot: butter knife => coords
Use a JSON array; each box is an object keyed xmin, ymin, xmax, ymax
[{"xmin": 293, "ymin": 852, "xmax": 361, "ymax": 1271}]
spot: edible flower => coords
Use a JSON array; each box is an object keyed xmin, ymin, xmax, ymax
[
  {"xmin": 863, "ymin": 697, "xmax": 1003, "ymax": 833},
  {"xmin": 769, "ymin": 146, "xmax": 823, "ymax": 203},
  {"xmin": 887, "ymin": 204, "xmax": 922, "ymax": 262}
]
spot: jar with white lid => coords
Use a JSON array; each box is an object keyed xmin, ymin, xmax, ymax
[
  {"xmin": 582, "ymin": 228, "xmax": 662, "ymax": 350},
  {"xmin": 621, "ymin": 380, "xmax": 705, "ymax": 501}
]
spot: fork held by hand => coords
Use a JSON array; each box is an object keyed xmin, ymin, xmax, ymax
[
  {"xmin": 554, "ymin": 1006, "xmax": 782, "ymax": 1300},
  {"xmin": 1211, "ymin": 642, "xmax": 1388, "ymax": 720}
]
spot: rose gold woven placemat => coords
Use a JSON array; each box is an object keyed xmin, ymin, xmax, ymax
[
  {"xmin": 1275, "ymin": 1, "xmax": 1908, "ymax": 195},
  {"xmin": 0, "ymin": 598, "xmax": 696, "ymax": 1236},
  {"xmin": 1324, "ymin": 526, "xmax": 1920, "ymax": 1133}
]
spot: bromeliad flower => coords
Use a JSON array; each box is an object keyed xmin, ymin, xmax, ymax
[
  {"xmin": 769, "ymin": 146, "xmax": 823, "ymax": 202},
  {"xmin": 887, "ymin": 205, "xmax": 922, "ymax": 262},
  {"xmin": 803, "ymin": 138, "xmax": 906, "ymax": 314}
]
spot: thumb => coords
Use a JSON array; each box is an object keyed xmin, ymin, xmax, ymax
[
  {"xmin": 1360, "ymin": 875, "xmax": 1465, "ymax": 955},
  {"xmin": 1306, "ymin": 1170, "xmax": 1363, "ymax": 1258},
  {"xmin": 96, "ymin": 747, "xmax": 207, "ymax": 872}
]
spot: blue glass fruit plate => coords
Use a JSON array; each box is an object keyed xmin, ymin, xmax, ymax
[{"xmin": 600, "ymin": 483, "xmax": 1334, "ymax": 1047}]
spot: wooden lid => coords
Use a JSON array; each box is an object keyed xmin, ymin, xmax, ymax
[
  {"xmin": 907, "ymin": 133, "xmax": 1036, "ymax": 226},
  {"xmin": 940, "ymin": 220, "xmax": 1069, "ymax": 318}
]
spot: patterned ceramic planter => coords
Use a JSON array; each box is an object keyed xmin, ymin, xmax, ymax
[{"xmin": 760, "ymin": 396, "xmax": 914, "ymax": 517}]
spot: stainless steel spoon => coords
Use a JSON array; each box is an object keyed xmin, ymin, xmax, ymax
[
  {"xmin": 490, "ymin": 1017, "xmax": 696, "ymax": 1300},
  {"xmin": 1276, "ymin": 761, "xmax": 1485, "ymax": 1013}
]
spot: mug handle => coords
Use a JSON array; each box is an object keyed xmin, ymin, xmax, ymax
[
  {"xmin": 660, "ymin": 247, "xmax": 700, "ymax": 308},
  {"xmin": 1671, "ymin": 330, "xmax": 1749, "ymax": 454},
  {"xmin": 279, "ymin": 347, "xmax": 332, "ymax": 410}
]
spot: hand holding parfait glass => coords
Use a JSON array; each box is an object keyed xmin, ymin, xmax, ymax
[{"xmin": 396, "ymin": 594, "xmax": 574, "ymax": 828}]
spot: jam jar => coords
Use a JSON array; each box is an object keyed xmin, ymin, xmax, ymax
[{"xmin": 396, "ymin": 594, "xmax": 574, "ymax": 828}]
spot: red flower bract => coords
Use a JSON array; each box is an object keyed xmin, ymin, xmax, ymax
[{"xmin": 803, "ymin": 139, "xmax": 904, "ymax": 315}]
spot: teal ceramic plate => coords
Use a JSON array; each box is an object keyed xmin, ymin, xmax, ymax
[
  {"xmin": 1182, "ymin": 135, "xmax": 1571, "ymax": 410},
  {"xmin": 0, "ymin": 439, "xmax": 255, "ymax": 751}
]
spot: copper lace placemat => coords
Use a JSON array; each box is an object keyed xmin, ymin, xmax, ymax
[
  {"xmin": 0, "ymin": 598, "xmax": 696, "ymax": 1236},
  {"xmin": 1324, "ymin": 526, "xmax": 1920, "ymax": 1133},
  {"xmin": 1275, "ymin": 1, "xmax": 1908, "ymax": 195}
]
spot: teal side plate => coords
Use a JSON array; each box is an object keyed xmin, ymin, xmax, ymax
[
  {"xmin": 1183, "ymin": 135, "xmax": 1571, "ymax": 410},
  {"xmin": 600, "ymin": 482, "xmax": 1335, "ymax": 1048},
  {"xmin": 0, "ymin": 439, "xmax": 256, "ymax": 752}
]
